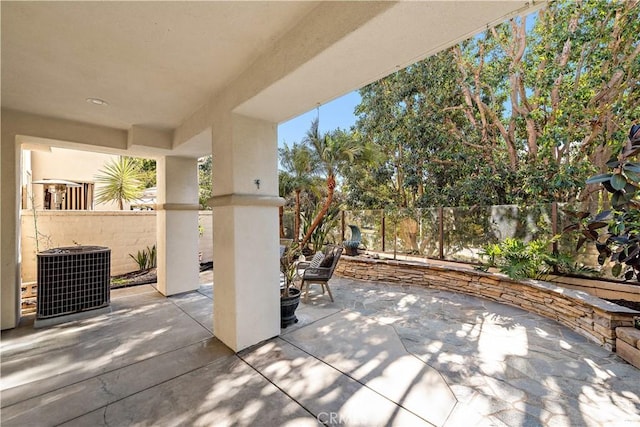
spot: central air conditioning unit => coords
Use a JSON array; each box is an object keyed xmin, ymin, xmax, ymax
[{"xmin": 36, "ymin": 246, "xmax": 111, "ymax": 320}]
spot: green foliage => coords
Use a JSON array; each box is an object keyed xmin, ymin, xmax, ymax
[
  {"xmin": 298, "ymin": 119, "xmax": 379, "ymax": 247},
  {"xmin": 129, "ymin": 244, "xmax": 157, "ymax": 271},
  {"xmin": 565, "ymin": 125, "xmax": 640, "ymax": 281},
  {"xmin": 301, "ymin": 203, "xmax": 340, "ymax": 253},
  {"xmin": 481, "ymin": 237, "xmax": 561, "ymax": 280},
  {"xmin": 280, "ymin": 242, "xmax": 302, "ymax": 297},
  {"xmin": 129, "ymin": 157, "xmax": 156, "ymax": 189},
  {"xmin": 279, "ymin": 143, "xmax": 318, "ymax": 240},
  {"xmin": 94, "ymin": 157, "xmax": 144, "ymax": 210},
  {"xmin": 348, "ymin": 0, "xmax": 640, "ymax": 210},
  {"xmin": 198, "ymin": 155, "xmax": 213, "ymax": 210}
]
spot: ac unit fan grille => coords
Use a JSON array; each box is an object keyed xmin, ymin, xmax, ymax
[{"xmin": 37, "ymin": 246, "xmax": 110, "ymax": 319}]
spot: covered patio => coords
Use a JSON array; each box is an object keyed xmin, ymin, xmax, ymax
[
  {"xmin": 2, "ymin": 1, "xmax": 544, "ymax": 351},
  {"xmin": 2, "ymin": 273, "xmax": 639, "ymax": 426}
]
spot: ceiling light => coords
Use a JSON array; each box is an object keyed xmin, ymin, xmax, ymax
[{"xmin": 86, "ymin": 97, "xmax": 108, "ymax": 106}]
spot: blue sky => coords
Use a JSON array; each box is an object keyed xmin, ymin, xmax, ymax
[{"xmin": 277, "ymin": 91, "xmax": 361, "ymax": 149}]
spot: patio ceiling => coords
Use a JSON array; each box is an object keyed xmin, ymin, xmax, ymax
[{"xmin": 1, "ymin": 1, "xmax": 542, "ymax": 158}]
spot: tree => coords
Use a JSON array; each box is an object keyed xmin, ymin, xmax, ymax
[
  {"xmin": 198, "ymin": 155, "xmax": 213, "ymax": 209},
  {"xmin": 452, "ymin": 0, "xmax": 640, "ymax": 204},
  {"xmin": 130, "ymin": 157, "xmax": 156, "ymax": 189},
  {"xmin": 279, "ymin": 143, "xmax": 317, "ymax": 241},
  {"xmin": 351, "ymin": 0, "xmax": 640, "ymax": 209},
  {"xmin": 299, "ymin": 119, "xmax": 376, "ymax": 247},
  {"xmin": 353, "ymin": 51, "xmax": 502, "ymax": 208},
  {"xmin": 94, "ymin": 156, "xmax": 143, "ymax": 210},
  {"xmin": 566, "ymin": 124, "xmax": 640, "ymax": 281}
]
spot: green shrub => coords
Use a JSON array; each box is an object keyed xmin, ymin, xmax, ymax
[
  {"xmin": 129, "ymin": 244, "xmax": 157, "ymax": 271},
  {"xmin": 481, "ymin": 237, "xmax": 560, "ymax": 280},
  {"xmin": 564, "ymin": 124, "xmax": 640, "ymax": 281}
]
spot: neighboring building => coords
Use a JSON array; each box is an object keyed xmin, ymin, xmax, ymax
[{"xmin": 22, "ymin": 146, "xmax": 135, "ymax": 211}]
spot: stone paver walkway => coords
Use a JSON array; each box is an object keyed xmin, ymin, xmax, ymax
[{"xmin": 1, "ymin": 271, "xmax": 638, "ymax": 426}]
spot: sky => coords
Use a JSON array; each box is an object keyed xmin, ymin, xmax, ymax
[{"xmin": 277, "ymin": 91, "xmax": 361, "ymax": 149}]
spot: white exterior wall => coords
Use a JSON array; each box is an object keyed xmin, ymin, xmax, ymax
[
  {"xmin": 28, "ymin": 147, "xmax": 128, "ymax": 211},
  {"xmin": 199, "ymin": 211, "xmax": 213, "ymax": 262},
  {"xmin": 20, "ymin": 211, "xmax": 213, "ymax": 282}
]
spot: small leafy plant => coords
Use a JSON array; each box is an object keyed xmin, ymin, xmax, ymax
[
  {"xmin": 564, "ymin": 125, "xmax": 640, "ymax": 281},
  {"xmin": 481, "ymin": 237, "xmax": 561, "ymax": 280},
  {"xmin": 280, "ymin": 242, "xmax": 302, "ymax": 297},
  {"xmin": 129, "ymin": 244, "xmax": 157, "ymax": 271}
]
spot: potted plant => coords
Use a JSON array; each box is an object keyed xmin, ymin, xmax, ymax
[
  {"xmin": 280, "ymin": 242, "xmax": 302, "ymax": 328},
  {"xmin": 343, "ymin": 240, "xmax": 360, "ymax": 256}
]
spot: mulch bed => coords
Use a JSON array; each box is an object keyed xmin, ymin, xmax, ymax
[{"xmin": 110, "ymin": 262, "xmax": 213, "ymax": 289}]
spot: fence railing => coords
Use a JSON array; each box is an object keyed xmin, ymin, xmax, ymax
[{"xmin": 283, "ymin": 202, "xmax": 599, "ymax": 269}]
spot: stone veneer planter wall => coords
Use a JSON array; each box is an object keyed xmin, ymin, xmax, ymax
[{"xmin": 335, "ymin": 256, "xmax": 639, "ymax": 352}]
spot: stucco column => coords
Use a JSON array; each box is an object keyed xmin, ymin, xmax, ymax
[
  {"xmin": 209, "ymin": 113, "xmax": 283, "ymax": 352},
  {"xmin": 1, "ymin": 128, "xmax": 21, "ymax": 329},
  {"xmin": 156, "ymin": 156, "xmax": 200, "ymax": 296}
]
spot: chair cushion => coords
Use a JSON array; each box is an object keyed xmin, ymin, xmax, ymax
[
  {"xmin": 320, "ymin": 254, "xmax": 334, "ymax": 268},
  {"xmin": 309, "ymin": 251, "xmax": 325, "ymax": 268}
]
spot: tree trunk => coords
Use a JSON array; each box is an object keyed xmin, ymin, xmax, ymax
[
  {"xmin": 279, "ymin": 206, "xmax": 285, "ymax": 238},
  {"xmin": 294, "ymin": 189, "xmax": 301, "ymax": 242},
  {"xmin": 300, "ymin": 174, "xmax": 336, "ymax": 248}
]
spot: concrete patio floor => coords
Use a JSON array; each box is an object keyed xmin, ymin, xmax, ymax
[{"xmin": 1, "ymin": 271, "xmax": 639, "ymax": 426}]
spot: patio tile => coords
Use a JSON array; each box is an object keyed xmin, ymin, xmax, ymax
[
  {"xmin": 1, "ymin": 338, "xmax": 231, "ymax": 426},
  {"xmin": 240, "ymin": 338, "xmax": 434, "ymax": 427},
  {"xmin": 281, "ymin": 310, "xmax": 457, "ymax": 426},
  {"xmin": 59, "ymin": 355, "xmax": 316, "ymax": 427},
  {"xmin": 3, "ymin": 273, "xmax": 640, "ymax": 426},
  {"xmin": 280, "ymin": 299, "xmax": 343, "ymax": 335},
  {"xmin": 1, "ymin": 291, "xmax": 211, "ymax": 406},
  {"xmin": 169, "ymin": 288, "xmax": 214, "ymax": 333}
]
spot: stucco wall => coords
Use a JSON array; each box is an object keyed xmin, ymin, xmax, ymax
[
  {"xmin": 21, "ymin": 210, "xmax": 213, "ymax": 281},
  {"xmin": 27, "ymin": 147, "xmax": 123, "ymax": 210},
  {"xmin": 199, "ymin": 211, "xmax": 213, "ymax": 263}
]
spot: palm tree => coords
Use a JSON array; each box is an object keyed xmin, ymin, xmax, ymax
[
  {"xmin": 94, "ymin": 156, "xmax": 143, "ymax": 210},
  {"xmin": 279, "ymin": 142, "xmax": 317, "ymax": 242},
  {"xmin": 299, "ymin": 119, "xmax": 375, "ymax": 247},
  {"xmin": 278, "ymin": 170, "xmax": 295, "ymax": 238}
]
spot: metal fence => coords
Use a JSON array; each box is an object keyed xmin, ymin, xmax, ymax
[{"xmin": 283, "ymin": 202, "xmax": 599, "ymax": 268}]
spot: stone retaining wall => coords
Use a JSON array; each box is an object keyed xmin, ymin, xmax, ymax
[
  {"xmin": 335, "ymin": 256, "xmax": 639, "ymax": 351},
  {"xmin": 615, "ymin": 327, "xmax": 640, "ymax": 369}
]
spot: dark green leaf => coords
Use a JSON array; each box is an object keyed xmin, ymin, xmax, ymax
[
  {"xmin": 612, "ymin": 263, "xmax": 622, "ymax": 277},
  {"xmin": 612, "ymin": 191, "xmax": 626, "ymax": 208},
  {"xmin": 611, "ymin": 174, "xmax": 627, "ymax": 191},
  {"xmin": 586, "ymin": 173, "xmax": 612, "ymax": 185},
  {"xmin": 623, "ymin": 163, "xmax": 640, "ymax": 174},
  {"xmin": 594, "ymin": 210, "xmax": 611, "ymax": 221},
  {"xmin": 603, "ymin": 181, "xmax": 615, "ymax": 193},
  {"xmin": 576, "ymin": 236, "xmax": 587, "ymax": 251},
  {"xmin": 622, "ymin": 246, "xmax": 640, "ymax": 263},
  {"xmin": 624, "ymin": 170, "xmax": 640, "ymax": 183},
  {"xmin": 606, "ymin": 158, "xmax": 620, "ymax": 168}
]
